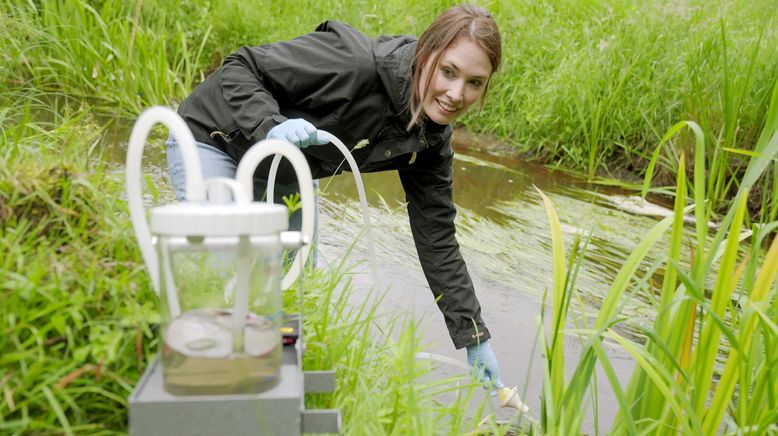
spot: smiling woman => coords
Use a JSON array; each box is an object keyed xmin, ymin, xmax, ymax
[
  {"xmin": 410, "ymin": 3, "xmax": 502, "ymax": 128},
  {"xmin": 418, "ymin": 39, "xmax": 494, "ymax": 125}
]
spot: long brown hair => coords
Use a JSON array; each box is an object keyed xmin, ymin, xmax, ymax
[{"xmin": 407, "ymin": 4, "xmax": 502, "ymax": 129}]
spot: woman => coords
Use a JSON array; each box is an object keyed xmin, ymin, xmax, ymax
[{"xmin": 168, "ymin": 4, "xmax": 506, "ymax": 393}]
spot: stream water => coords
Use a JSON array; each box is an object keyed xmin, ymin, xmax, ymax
[{"xmin": 121, "ymin": 130, "xmax": 689, "ymax": 432}]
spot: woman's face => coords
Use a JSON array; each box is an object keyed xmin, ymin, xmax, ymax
[{"xmin": 419, "ymin": 38, "xmax": 493, "ymax": 125}]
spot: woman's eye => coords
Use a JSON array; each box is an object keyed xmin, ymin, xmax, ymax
[
  {"xmin": 469, "ymin": 80, "xmax": 483, "ymax": 88},
  {"xmin": 441, "ymin": 68, "xmax": 454, "ymax": 78}
]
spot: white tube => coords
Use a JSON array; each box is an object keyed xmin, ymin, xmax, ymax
[
  {"xmin": 235, "ymin": 139, "xmax": 315, "ymax": 290},
  {"xmin": 266, "ymin": 154, "xmax": 283, "ymax": 202},
  {"xmin": 233, "ymin": 235, "xmax": 251, "ymax": 352},
  {"xmin": 126, "ymin": 106, "xmax": 205, "ymax": 295},
  {"xmin": 311, "ymin": 131, "xmax": 380, "ymax": 290},
  {"xmin": 159, "ymin": 238, "xmax": 182, "ymax": 318}
]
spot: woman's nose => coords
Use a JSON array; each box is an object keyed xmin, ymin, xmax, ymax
[{"xmin": 447, "ymin": 81, "xmax": 464, "ymax": 102}]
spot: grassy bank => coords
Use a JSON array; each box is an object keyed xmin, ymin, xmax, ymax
[
  {"xmin": 3, "ymin": 0, "xmax": 777, "ymax": 220},
  {"xmin": 1, "ymin": 103, "xmax": 154, "ymax": 432}
]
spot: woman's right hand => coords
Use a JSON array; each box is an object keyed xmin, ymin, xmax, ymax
[{"xmin": 267, "ymin": 118, "xmax": 329, "ymax": 148}]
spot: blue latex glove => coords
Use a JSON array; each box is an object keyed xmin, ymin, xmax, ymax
[
  {"xmin": 466, "ymin": 340, "xmax": 505, "ymax": 394},
  {"xmin": 266, "ymin": 118, "xmax": 329, "ymax": 148}
]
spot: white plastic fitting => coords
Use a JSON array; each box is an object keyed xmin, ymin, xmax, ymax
[{"xmin": 497, "ymin": 386, "xmax": 530, "ymax": 413}]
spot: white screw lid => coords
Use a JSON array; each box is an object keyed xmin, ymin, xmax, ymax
[{"xmin": 150, "ymin": 202, "xmax": 289, "ymax": 237}]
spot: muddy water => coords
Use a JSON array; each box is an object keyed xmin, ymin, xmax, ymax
[
  {"xmin": 315, "ymin": 141, "xmax": 687, "ymax": 431},
  {"xmin": 122, "ymin": 129, "xmax": 683, "ymax": 432}
]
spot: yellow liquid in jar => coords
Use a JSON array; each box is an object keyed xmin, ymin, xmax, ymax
[{"xmin": 162, "ymin": 308, "xmax": 280, "ymax": 395}]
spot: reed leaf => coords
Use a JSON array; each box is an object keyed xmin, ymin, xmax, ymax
[
  {"xmin": 590, "ymin": 338, "xmax": 635, "ymax": 434},
  {"xmin": 570, "ymin": 207, "xmax": 687, "ymax": 434},
  {"xmin": 624, "ymin": 153, "xmax": 690, "ymax": 427},
  {"xmin": 689, "ymin": 190, "xmax": 747, "ymax": 416},
  {"xmin": 703, "ymin": 231, "xmax": 778, "ymax": 433},
  {"xmin": 535, "ymin": 190, "xmax": 677, "ymax": 433},
  {"xmin": 534, "ymin": 186, "xmax": 567, "ymax": 412}
]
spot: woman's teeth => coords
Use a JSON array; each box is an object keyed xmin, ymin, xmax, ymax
[{"xmin": 438, "ymin": 100, "xmax": 457, "ymax": 112}]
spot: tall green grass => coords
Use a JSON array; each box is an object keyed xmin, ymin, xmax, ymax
[
  {"xmin": 1, "ymin": 106, "xmax": 154, "ymax": 433},
  {"xmin": 468, "ymin": 0, "xmax": 778, "ymax": 221},
  {"xmin": 9, "ymin": 0, "xmax": 778, "ymax": 223},
  {"xmin": 0, "ymin": 0, "xmax": 460, "ymax": 116},
  {"xmin": 3, "ymin": 0, "xmax": 212, "ymax": 116},
  {"xmin": 536, "ymin": 116, "xmax": 778, "ymax": 433},
  {"xmin": 4, "ymin": 0, "xmax": 776, "ymax": 220}
]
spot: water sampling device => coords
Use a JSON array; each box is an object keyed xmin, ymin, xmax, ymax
[{"xmin": 125, "ymin": 107, "xmax": 342, "ymax": 435}]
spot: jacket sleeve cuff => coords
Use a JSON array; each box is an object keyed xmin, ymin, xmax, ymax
[
  {"xmin": 252, "ymin": 114, "xmax": 288, "ymax": 143},
  {"xmin": 452, "ymin": 324, "xmax": 491, "ymax": 350}
]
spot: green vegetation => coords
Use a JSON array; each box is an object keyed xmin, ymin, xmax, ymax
[
  {"xmin": 480, "ymin": 0, "xmax": 778, "ymax": 221},
  {"xmin": 4, "ymin": 0, "xmax": 776, "ymax": 220},
  {"xmin": 536, "ymin": 117, "xmax": 778, "ymax": 434},
  {"xmin": 1, "ymin": 107, "xmax": 153, "ymax": 432},
  {"xmin": 2, "ymin": 0, "xmax": 777, "ymax": 434},
  {"xmin": 7, "ymin": 0, "xmax": 778, "ymax": 217}
]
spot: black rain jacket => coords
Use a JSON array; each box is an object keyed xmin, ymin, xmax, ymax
[{"xmin": 177, "ymin": 20, "xmax": 489, "ymax": 349}]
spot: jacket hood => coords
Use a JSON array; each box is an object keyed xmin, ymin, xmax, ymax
[{"xmin": 373, "ymin": 35, "xmax": 417, "ymax": 121}]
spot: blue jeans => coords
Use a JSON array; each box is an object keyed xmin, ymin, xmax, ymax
[{"xmin": 166, "ymin": 137, "xmax": 319, "ymax": 265}]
